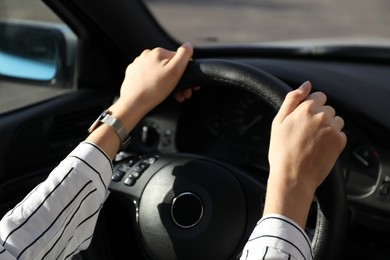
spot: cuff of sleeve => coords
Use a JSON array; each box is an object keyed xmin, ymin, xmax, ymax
[
  {"xmin": 67, "ymin": 142, "xmax": 113, "ymax": 200},
  {"xmin": 245, "ymin": 214, "xmax": 313, "ymax": 260}
]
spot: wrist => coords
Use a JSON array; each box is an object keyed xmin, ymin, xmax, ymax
[
  {"xmin": 264, "ymin": 172, "xmax": 315, "ymax": 228},
  {"xmin": 86, "ymin": 122, "xmax": 122, "ymax": 160},
  {"xmin": 108, "ymin": 96, "xmax": 153, "ymax": 133}
]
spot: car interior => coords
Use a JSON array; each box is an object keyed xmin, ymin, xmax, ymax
[{"xmin": 1, "ymin": 0, "xmax": 390, "ymax": 259}]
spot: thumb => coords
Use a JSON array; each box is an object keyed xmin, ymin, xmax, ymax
[{"xmin": 274, "ymin": 81, "xmax": 312, "ymax": 123}]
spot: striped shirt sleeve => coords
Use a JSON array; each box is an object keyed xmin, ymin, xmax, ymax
[
  {"xmin": 0, "ymin": 142, "xmax": 113, "ymax": 260},
  {"xmin": 240, "ymin": 214, "xmax": 313, "ymax": 260}
]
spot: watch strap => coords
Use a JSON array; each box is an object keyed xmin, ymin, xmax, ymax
[{"xmin": 88, "ymin": 110, "xmax": 131, "ymax": 149}]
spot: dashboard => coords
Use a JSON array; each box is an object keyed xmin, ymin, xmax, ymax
[{"xmin": 176, "ymin": 86, "xmax": 274, "ymax": 172}]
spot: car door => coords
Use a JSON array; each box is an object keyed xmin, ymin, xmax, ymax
[{"xmin": 0, "ymin": 1, "xmax": 118, "ymax": 220}]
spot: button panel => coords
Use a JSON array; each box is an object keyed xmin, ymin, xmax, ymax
[{"xmin": 112, "ymin": 155, "xmax": 158, "ymax": 187}]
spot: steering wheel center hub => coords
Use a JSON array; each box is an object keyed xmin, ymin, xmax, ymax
[
  {"xmin": 171, "ymin": 192, "xmax": 204, "ymax": 228},
  {"xmin": 138, "ymin": 157, "xmax": 248, "ymax": 259}
]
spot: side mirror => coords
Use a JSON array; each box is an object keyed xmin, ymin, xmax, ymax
[{"xmin": 0, "ymin": 19, "xmax": 77, "ymax": 88}]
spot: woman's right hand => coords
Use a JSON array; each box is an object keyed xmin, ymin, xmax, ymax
[{"xmin": 264, "ymin": 81, "xmax": 347, "ymax": 228}]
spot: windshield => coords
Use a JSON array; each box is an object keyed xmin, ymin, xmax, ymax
[
  {"xmin": 144, "ymin": 0, "xmax": 390, "ymax": 46},
  {"xmin": 0, "ymin": 0, "xmax": 61, "ymax": 22}
]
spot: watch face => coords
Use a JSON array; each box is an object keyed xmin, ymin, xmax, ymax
[
  {"xmin": 99, "ymin": 110, "xmax": 109, "ymax": 120},
  {"xmin": 88, "ymin": 110, "xmax": 108, "ymax": 134}
]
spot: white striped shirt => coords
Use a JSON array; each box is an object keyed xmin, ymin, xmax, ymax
[
  {"xmin": 0, "ymin": 142, "xmax": 312, "ymax": 260},
  {"xmin": 240, "ymin": 215, "xmax": 313, "ymax": 260}
]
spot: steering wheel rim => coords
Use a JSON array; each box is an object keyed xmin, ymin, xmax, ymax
[
  {"xmin": 176, "ymin": 59, "xmax": 289, "ymax": 111},
  {"xmin": 108, "ymin": 59, "xmax": 348, "ymax": 260},
  {"xmin": 176, "ymin": 59, "xmax": 348, "ymax": 259}
]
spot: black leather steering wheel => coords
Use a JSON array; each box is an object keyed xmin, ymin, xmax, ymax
[{"xmin": 109, "ymin": 59, "xmax": 348, "ymax": 260}]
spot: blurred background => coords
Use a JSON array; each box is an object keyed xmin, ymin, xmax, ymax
[{"xmin": 2, "ymin": 0, "xmax": 390, "ymax": 45}]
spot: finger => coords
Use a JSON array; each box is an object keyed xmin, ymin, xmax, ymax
[
  {"xmin": 174, "ymin": 92, "xmax": 186, "ymax": 103},
  {"xmin": 166, "ymin": 42, "xmax": 194, "ymax": 71},
  {"xmin": 331, "ymin": 121, "xmax": 347, "ymax": 152},
  {"xmin": 318, "ymin": 105, "xmax": 336, "ymax": 122},
  {"xmin": 174, "ymin": 88, "xmax": 193, "ymax": 102},
  {"xmin": 305, "ymin": 91, "xmax": 327, "ymax": 107},
  {"xmin": 140, "ymin": 49, "xmax": 152, "ymax": 57},
  {"xmin": 275, "ymin": 81, "xmax": 312, "ymax": 123},
  {"xmin": 183, "ymin": 88, "xmax": 192, "ymax": 99},
  {"xmin": 156, "ymin": 47, "xmax": 177, "ymax": 61},
  {"xmin": 331, "ymin": 115, "xmax": 345, "ymax": 131},
  {"xmin": 147, "ymin": 47, "xmax": 176, "ymax": 66},
  {"xmin": 338, "ymin": 131, "xmax": 348, "ymax": 150},
  {"xmin": 131, "ymin": 48, "xmax": 152, "ymax": 65}
]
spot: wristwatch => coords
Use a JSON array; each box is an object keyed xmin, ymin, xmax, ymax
[{"xmin": 88, "ymin": 109, "xmax": 131, "ymax": 150}]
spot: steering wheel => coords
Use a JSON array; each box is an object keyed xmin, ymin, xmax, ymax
[{"xmin": 108, "ymin": 59, "xmax": 348, "ymax": 260}]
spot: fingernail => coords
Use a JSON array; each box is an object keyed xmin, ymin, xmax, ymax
[
  {"xmin": 299, "ymin": 81, "xmax": 310, "ymax": 90},
  {"xmin": 181, "ymin": 42, "xmax": 192, "ymax": 48}
]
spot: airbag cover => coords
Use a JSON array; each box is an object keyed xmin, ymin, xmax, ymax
[{"xmin": 138, "ymin": 158, "xmax": 247, "ymax": 260}]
